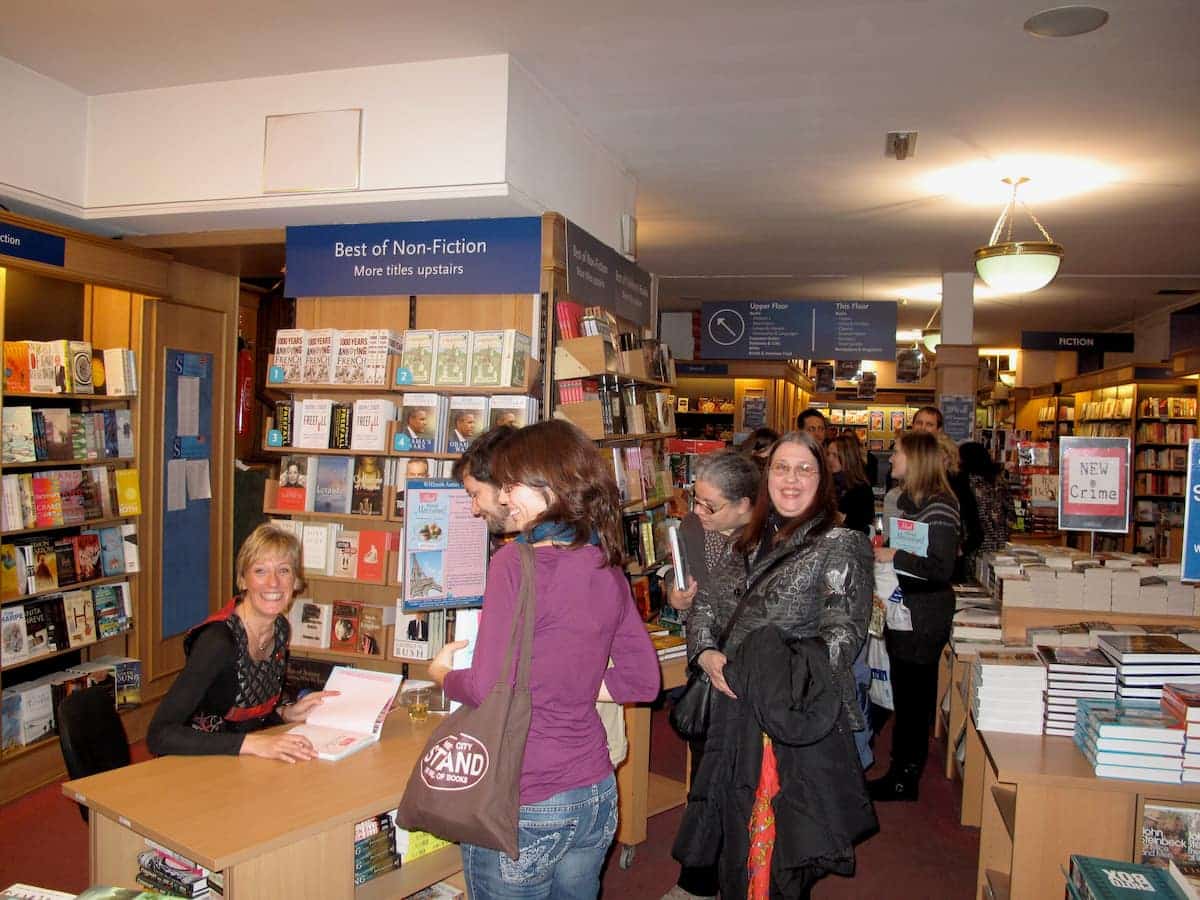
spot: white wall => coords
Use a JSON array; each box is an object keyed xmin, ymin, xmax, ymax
[
  {"xmin": 1104, "ymin": 308, "xmax": 1172, "ymax": 368},
  {"xmin": 0, "ymin": 57, "xmax": 88, "ymax": 210},
  {"xmin": 86, "ymin": 56, "xmax": 511, "ymax": 213},
  {"xmin": 505, "ymin": 58, "xmax": 636, "ymax": 250}
]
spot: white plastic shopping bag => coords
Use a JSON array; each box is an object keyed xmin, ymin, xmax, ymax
[
  {"xmin": 867, "ymin": 635, "xmax": 894, "ymax": 710},
  {"xmin": 874, "ymin": 560, "xmax": 912, "ymax": 632}
]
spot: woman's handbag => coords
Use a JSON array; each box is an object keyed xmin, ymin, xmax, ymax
[{"xmin": 395, "ymin": 544, "xmax": 537, "ymax": 858}]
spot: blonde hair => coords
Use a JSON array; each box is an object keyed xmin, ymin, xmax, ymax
[
  {"xmin": 236, "ymin": 524, "xmax": 305, "ymax": 594},
  {"xmin": 935, "ymin": 431, "xmax": 961, "ymax": 476},
  {"xmin": 897, "ymin": 431, "xmax": 954, "ymax": 508}
]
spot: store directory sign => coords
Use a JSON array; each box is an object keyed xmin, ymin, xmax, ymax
[
  {"xmin": 1058, "ymin": 436, "xmax": 1131, "ymax": 533},
  {"xmin": 285, "ymin": 217, "xmax": 542, "ymax": 296},
  {"xmin": 700, "ymin": 300, "xmax": 896, "ymax": 360},
  {"xmin": 1181, "ymin": 439, "xmax": 1200, "ymax": 581}
]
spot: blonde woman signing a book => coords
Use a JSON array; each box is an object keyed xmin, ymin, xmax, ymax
[
  {"xmin": 147, "ymin": 525, "xmax": 336, "ymax": 761},
  {"xmin": 429, "ymin": 419, "xmax": 660, "ymax": 900}
]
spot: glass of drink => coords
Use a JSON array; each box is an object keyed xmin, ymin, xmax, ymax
[{"xmin": 404, "ymin": 680, "xmax": 433, "ymax": 723}]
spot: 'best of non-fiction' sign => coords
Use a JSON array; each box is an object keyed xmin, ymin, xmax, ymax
[
  {"xmin": 1058, "ymin": 436, "xmax": 1131, "ymax": 533},
  {"xmin": 700, "ymin": 300, "xmax": 897, "ymax": 361},
  {"xmin": 1021, "ymin": 331, "xmax": 1135, "ymax": 353},
  {"xmin": 1181, "ymin": 439, "xmax": 1200, "ymax": 581},
  {"xmin": 564, "ymin": 220, "xmax": 651, "ymax": 326},
  {"xmin": 284, "ymin": 217, "xmax": 542, "ymax": 297},
  {"xmin": 0, "ymin": 220, "xmax": 66, "ymax": 268}
]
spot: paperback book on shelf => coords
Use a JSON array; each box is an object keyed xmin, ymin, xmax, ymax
[
  {"xmin": 350, "ymin": 457, "xmax": 386, "ymax": 516},
  {"xmin": 294, "ymin": 398, "xmax": 334, "ymax": 449},
  {"xmin": 399, "ymin": 394, "xmax": 445, "ymax": 453},
  {"xmin": 311, "ymin": 456, "xmax": 355, "ymax": 515},
  {"xmin": 276, "ymin": 455, "xmax": 311, "ymax": 511},
  {"xmin": 301, "ymin": 329, "xmax": 337, "ymax": 383},
  {"xmin": 288, "ymin": 599, "xmax": 331, "ymax": 650},
  {"xmin": 349, "ymin": 399, "xmax": 395, "ymax": 452},
  {"xmin": 400, "ymin": 330, "xmax": 436, "ymax": 385},
  {"xmin": 287, "ymin": 666, "xmax": 404, "ymax": 761},
  {"xmin": 273, "ymin": 328, "xmax": 306, "ymax": 382},
  {"xmin": 445, "ymin": 397, "xmax": 487, "ymax": 454},
  {"xmin": 433, "ymin": 330, "xmax": 470, "ymax": 386},
  {"xmin": 488, "ymin": 395, "xmax": 537, "ymax": 431}
]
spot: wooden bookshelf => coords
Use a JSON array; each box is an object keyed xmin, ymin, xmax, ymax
[
  {"xmin": 1, "ymin": 514, "xmax": 135, "ymax": 538},
  {"xmin": 1, "ymin": 625, "xmax": 133, "ymax": 673},
  {"xmin": 0, "ymin": 456, "xmax": 136, "ymax": 470},
  {"xmin": 4, "ymin": 391, "xmax": 134, "ymax": 403},
  {"xmin": 1, "ymin": 572, "xmax": 132, "ymax": 606}
]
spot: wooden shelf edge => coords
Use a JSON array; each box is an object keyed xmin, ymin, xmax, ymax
[
  {"xmin": 3, "ymin": 392, "xmax": 135, "ymax": 402},
  {"xmin": 264, "ymin": 508, "xmax": 401, "ymax": 529},
  {"xmin": 984, "ymin": 868, "xmax": 1011, "ymax": 900},
  {"xmin": 355, "ymin": 844, "xmax": 461, "ymax": 900},
  {"xmin": 2, "ymin": 572, "xmax": 132, "ymax": 606},
  {"xmin": 2, "ymin": 514, "xmax": 138, "ymax": 538},
  {"xmin": 0, "ymin": 456, "xmax": 136, "ymax": 470}
]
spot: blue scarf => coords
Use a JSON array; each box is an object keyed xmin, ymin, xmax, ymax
[{"xmin": 516, "ymin": 521, "xmax": 600, "ymax": 546}]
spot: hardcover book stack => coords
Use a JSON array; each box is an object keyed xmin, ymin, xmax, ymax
[
  {"xmin": 1161, "ymin": 684, "xmax": 1200, "ymax": 784},
  {"xmin": 1038, "ymin": 647, "xmax": 1119, "ymax": 736},
  {"xmin": 1098, "ymin": 635, "xmax": 1200, "ymax": 703},
  {"xmin": 971, "ymin": 648, "xmax": 1046, "ymax": 735},
  {"xmin": 1076, "ymin": 699, "xmax": 1186, "ymax": 784},
  {"xmin": 353, "ymin": 811, "xmax": 402, "ymax": 885}
]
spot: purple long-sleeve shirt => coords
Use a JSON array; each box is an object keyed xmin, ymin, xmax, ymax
[{"xmin": 443, "ymin": 542, "xmax": 661, "ymax": 804}]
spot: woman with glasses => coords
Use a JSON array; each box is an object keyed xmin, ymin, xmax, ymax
[
  {"xmin": 662, "ymin": 450, "xmax": 760, "ymax": 900},
  {"xmin": 868, "ymin": 431, "xmax": 961, "ymax": 802},
  {"xmin": 676, "ymin": 432, "xmax": 876, "ymax": 898}
]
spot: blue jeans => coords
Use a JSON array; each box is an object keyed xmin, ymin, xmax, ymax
[{"xmin": 462, "ymin": 773, "xmax": 618, "ymax": 900}]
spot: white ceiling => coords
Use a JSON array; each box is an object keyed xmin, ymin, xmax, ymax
[{"xmin": 3, "ymin": 0, "xmax": 1199, "ymax": 346}]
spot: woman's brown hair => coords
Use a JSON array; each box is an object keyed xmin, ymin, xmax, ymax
[
  {"xmin": 489, "ymin": 419, "xmax": 625, "ymax": 567},
  {"xmin": 735, "ymin": 430, "xmax": 838, "ymax": 554},
  {"xmin": 897, "ymin": 430, "xmax": 954, "ymax": 507},
  {"xmin": 829, "ymin": 433, "xmax": 869, "ymax": 489}
]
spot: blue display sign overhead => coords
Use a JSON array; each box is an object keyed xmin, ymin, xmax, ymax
[
  {"xmin": 700, "ymin": 300, "xmax": 896, "ymax": 361},
  {"xmin": 1182, "ymin": 439, "xmax": 1200, "ymax": 581},
  {"xmin": 0, "ymin": 221, "xmax": 66, "ymax": 268},
  {"xmin": 284, "ymin": 217, "xmax": 542, "ymax": 297},
  {"xmin": 564, "ymin": 220, "xmax": 652, "ymax": 327}
]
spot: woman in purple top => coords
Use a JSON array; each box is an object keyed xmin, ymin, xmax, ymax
[{"xmin": 430, "ymin": 419, "xmax": 661, "ymax": 899}]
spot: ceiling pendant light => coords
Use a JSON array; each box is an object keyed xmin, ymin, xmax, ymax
[{"xmin": 974, "ymin": 176, "xmax": 1064, "ymax": 293}]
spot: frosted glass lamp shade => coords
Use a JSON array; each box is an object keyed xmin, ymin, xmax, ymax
[{"xmin": 974, "ymin": 241, "xmax": 1064, "ymax": 293}]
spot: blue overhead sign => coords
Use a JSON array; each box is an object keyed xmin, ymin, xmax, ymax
[
  {"xmin": 1182, "ymin": 439, "xmax": 1200, "ymax": 581},
  {"xmin": 700, "ymin": 300, "xmax": 896, "ymax": 361},
  {"xmin": 284, "ymin": 217, "xmax": 542, "ymax": 297},
  {"xmin": 0, "ymin": 221, "xmax": 65, "ymax": 268}
]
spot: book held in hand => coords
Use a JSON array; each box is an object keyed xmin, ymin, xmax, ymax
[{"xmin": 288, "ymin": 666, "xmax": 404, "ymax": 761}]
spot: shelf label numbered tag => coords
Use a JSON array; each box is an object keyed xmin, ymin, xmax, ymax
[
  {"xmin": 393, "ymin": 432, "xmax": 412, "ymax": 452},
  {"xmin": 267, "ymin": 365, "xmax": 286, "ymax": 384},
  {"xmin": 395, "ymin": 367, "xmax": 414, "ymax": 386},
  {"xmin": 267, "ymin": 429, "xmax": 284, "ymax": 447}
]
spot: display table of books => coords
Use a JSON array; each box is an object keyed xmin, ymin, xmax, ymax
[
  {"xmin": 61, "ymin": 713, "xmax": 460, "ymax": 900},
  {"xmin": 975, "ymin": 728, "xmax": 1200, "ymax": 900}
]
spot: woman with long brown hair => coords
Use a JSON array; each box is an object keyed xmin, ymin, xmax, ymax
[
  {"xmin": 826, "ymin": 433, "xmax": 875, "ymax": 534},
  {"xmin": 869, "ymin": 430, "xmax": 961, "ymax": 802},
  {"xmin": 430, "ymin": 419, "xmax": 659, "ymax": 900}
]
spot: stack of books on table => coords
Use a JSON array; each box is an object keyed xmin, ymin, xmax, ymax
[
  {"xmin": 1161, "ymin": 683, "xmax": 1200, "ymax": 784},
  {"xmin": 1097, "ymin": 634, "xmax": 1200, "ymax": 702},
  {"xmin": 971, "ymin": 647, "xmax": 1046, "ymax": 734},
  {"xmin": 1075, "ymin": 698, "xmax": 1185, "ymax": 784},
  {"xmin": 951, "ymin": 606, "xmax": 1002, "ymax": 645},
  {"xmin": 1038, "ymin": 647, "xmax": 1118, "ymax": 736}
]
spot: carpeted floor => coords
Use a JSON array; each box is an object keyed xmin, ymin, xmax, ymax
[{"xmin": 0, "ymin": 712, "xmax": 978, "ymax": 898}]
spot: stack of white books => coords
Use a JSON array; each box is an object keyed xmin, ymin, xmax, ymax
[
  {"xmin": 1036, "ymin": 647, "xmax": 1117, "ymax": 736},
  {"xmin": 1161, "ymin": 683, "xmax": 1200, "ymax": 784},
  {"xmin": 951, "ymin": 607, "xmax": 1002, "ymax": 644},
  {"xmin": 971, "ymin": 648, "xmax": 1046, "ymax": 735},
  {"xmin": 1097, "ymin": 634, "xmax": 1200, "ymax": 702},
  {"xmin": 1075, "ymin": 698, "xmax": 1185, "ymax": 784}
]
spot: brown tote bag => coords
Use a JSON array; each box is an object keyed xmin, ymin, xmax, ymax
[{"xmin": 395, "ymin": 543, "xmax": 537, "ymax": 858}]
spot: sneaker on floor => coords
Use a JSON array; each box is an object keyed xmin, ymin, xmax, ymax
[{"xmin": 660, "ymin": 887, "xmax": 717, "ymax": 900}]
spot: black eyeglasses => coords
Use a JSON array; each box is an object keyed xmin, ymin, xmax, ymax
[{"xmin": 690, "ymin": 488, "xmax": 728, "ymax": 516}]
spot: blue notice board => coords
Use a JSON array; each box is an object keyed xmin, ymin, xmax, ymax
[
  {"xmin": 162, "ymin": 350, "xmax": 214, "ymax": 637},
  {"xmin": 1182, "ymin": 440, "xmax": 1200, "ymax": 581},
  {"xmin": 285, "ymin": 217, "xmax": 542, "ymax": 297}
]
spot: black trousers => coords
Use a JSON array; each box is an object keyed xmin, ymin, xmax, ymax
[
  {"xmin": 888, "ymin": 654, "xmax": 941, "ymax": 771},
  {"xmin": 676, "ymin": 737, "xmax": 720, "ymax": 896}
]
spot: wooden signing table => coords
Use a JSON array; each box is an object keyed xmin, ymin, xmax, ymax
[
  {"xmin": 64, "ymin": 655, "xmax": 689, "ymax": 893},
  {"xmin": 975, "ymin": 729, "xmax": 1200, "ymax": 900},
  {"xmin": 63, "ymin": 714, "xmax": 460, "ymax": 900}
]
